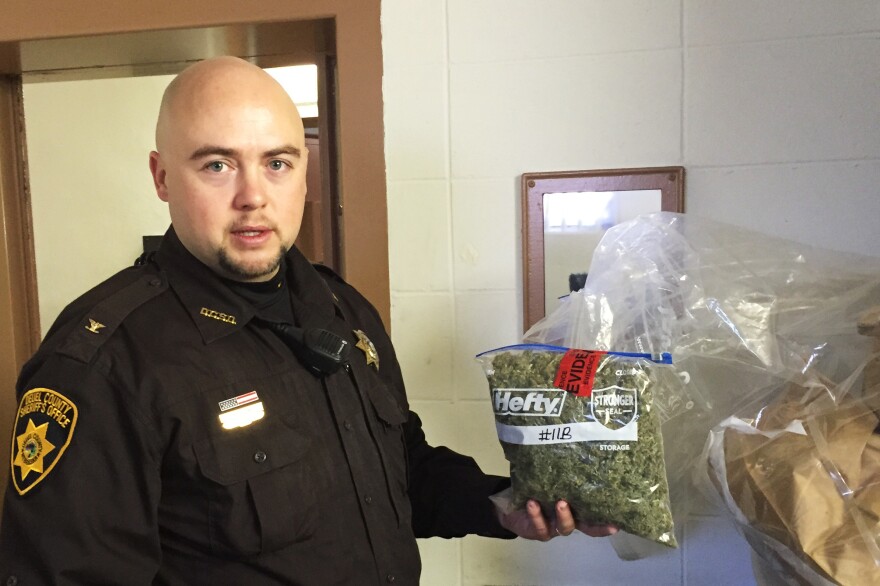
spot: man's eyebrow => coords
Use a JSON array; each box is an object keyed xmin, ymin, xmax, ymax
[
  {"xmin": 189, "ymin": 146, "xmax": 237, "ymax": 160},
  {"xmin": 264, "ymin": 145, "xmax": 302, "ymax": 158},
  {"xmin": 188, "ymin": 145, "xmax": 302, "ymax": 160}
]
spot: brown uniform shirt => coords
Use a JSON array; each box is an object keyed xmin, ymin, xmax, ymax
[{"xmin": 1, "ymin": 228, "xmax": 511, "ymax": 585}]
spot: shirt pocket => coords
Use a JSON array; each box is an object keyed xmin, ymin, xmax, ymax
[
  {"xmin": 365, "ymin": 383, "xmax": 411, "ymax": 526},
  {"xmin": 193, "ymin": 414, "xmax": 317, "ymax": 556}
]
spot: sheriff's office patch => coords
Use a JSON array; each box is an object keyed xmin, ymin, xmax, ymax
[{"xmin": 10, "ymin": 388, "xmax": 78, "ymax": 496}]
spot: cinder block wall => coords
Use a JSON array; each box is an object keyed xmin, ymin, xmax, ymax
[{"xmin": 382, "ymin": 1, "xmax": 880, "ymax": 584}]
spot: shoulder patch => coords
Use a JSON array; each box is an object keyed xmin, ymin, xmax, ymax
[
  {"xmin": 10, "ymin": 388, "xmax": 78, "ymax": 495},
  {"xmin": 57, "ymin": 272, "xmax": 168, "ymax": 363}
]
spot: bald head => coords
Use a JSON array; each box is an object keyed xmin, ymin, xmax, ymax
[
  {"xmin": 155, "ymin": 56, "xmax": 304, "ymax": 154},
  {"xmin": 149, "ymin": 56, "xmax": 310, "ymax": 282}
]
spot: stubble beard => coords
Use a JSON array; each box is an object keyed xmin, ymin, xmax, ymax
[{"xmin": 217, "ymin": 244, "xmax": 287, "ymax": 282}]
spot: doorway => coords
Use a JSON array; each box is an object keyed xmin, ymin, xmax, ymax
[
  {"xmin": 0, "ymin": 2, "xmax": 387, "ymax": 512},
  {"xmin": 24, "ymin": 58, "xmax": 339, "ymax": 336}
]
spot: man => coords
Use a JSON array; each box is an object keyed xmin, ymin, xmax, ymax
[{"xmin": 1, "ymin": 57, "xmax": 612, "ymax": 585}]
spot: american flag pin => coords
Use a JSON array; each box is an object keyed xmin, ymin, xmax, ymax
[{"xmin": 218, "ymin": 390, "xmax": 265, "ymax": 429}]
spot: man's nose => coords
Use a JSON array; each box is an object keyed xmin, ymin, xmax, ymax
[{"xmin": 233, "ymin": 167, "xmax": 267, "ymax": 210}]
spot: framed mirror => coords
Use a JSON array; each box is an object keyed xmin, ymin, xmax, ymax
[{"xmin": 522, "ymin": 166, "xmax": 684, "ymax": 331}]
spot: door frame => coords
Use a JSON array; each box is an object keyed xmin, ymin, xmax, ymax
[{"xmin": 0, "ymin": 0, "xmax": 388, "ymax": 508}]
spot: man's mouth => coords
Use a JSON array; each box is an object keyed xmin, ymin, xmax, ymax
[{"xmin": 230, "ymin": 226, "xmax": 273, "ymax": 244}]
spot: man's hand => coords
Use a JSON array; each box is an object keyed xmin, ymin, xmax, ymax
[{"xmin": 496, "ymin": 498, "xmax": 617, "ymax": 541}]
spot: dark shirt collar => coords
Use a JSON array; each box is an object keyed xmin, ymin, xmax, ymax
[{"xmin": 155, "ymin": 226, "xmax": 338, "ymax": 344}]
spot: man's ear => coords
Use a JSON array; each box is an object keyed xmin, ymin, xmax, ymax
[{"xmin": 149, "ymin": 151, "xmax": 169, "ymax": 202}]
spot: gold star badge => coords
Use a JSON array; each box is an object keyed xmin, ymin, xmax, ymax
[
  {"xmin": 11, "ymin": 388, "xmax": 78, "ymax": 495},
  {"xmin": 14, "ymin": 419, "xmax": 56, "ymax": 481},
  {"xmin": 354, "ymin": 329, "xmax": 379, "ymax": 370}
]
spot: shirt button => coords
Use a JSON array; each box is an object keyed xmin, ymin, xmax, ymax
[
  {"xmin": 253, "ymin": 451, "xmax": 268, "ymax": 463},
  {"xmin": 386, "ymin": 575, "xmax": 395, "ymax": 583},
  {"xmin": 343, "ymin": 421, "xmax": 353, "ymax": 431},
  {"xmin": 6, "ymin": 576, "xmax": 19, "ymax": 586},
  {"xmin": 364, "ymin": 495, "xmax": 373, "ymax": 504}
]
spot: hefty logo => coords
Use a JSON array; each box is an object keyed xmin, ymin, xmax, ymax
[{"xmin": 493, "ymin": 389, "xmax": 566, "ymax": 417}]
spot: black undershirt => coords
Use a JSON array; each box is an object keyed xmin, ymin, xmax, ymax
[{"xmin": 222, "ymin": 259, "xmax": 295, "ymax": 326}]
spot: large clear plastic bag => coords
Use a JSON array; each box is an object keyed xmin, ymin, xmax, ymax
[{"xmin": 521, "ymin": 212, "xmax": 880, "ymax": 576}]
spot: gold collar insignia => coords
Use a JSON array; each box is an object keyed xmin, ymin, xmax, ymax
[
  {"xmin": 85, "ymin": 318, "xmax": 105, "ymax": 334},
  {"xmin": 200, "ymin": 307, "xmax": 237, "ymax": 325}
]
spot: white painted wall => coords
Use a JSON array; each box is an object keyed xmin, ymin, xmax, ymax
[{"xmin": 382, "ymin": 1, "xmax": 880, "ymax": 585}]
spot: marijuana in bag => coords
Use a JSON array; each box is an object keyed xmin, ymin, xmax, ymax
[{"xmin": 480, "ymin": 345, "xmax": 677, "ymax": 547}]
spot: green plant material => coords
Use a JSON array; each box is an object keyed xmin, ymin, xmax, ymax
[{"xmin": 485, "ymin": 349, "xmax": 677, "ymax": 547}]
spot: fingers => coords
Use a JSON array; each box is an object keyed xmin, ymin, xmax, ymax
[
  {"xmin": 554, "ymin": 500, "xmax": 618, "ymax": 538},
  {"xmin": 527, "ymin": 499, "xmax": 618, "ymax": 540},
  {"xmin": 526, "ymin": 500, "xmax": 553, "ymax": 541},
  {"xmin": 530, "ymin": 500, "xmax": 576, "ymax": 540},
  {"xmin": 554, "ymin": 501, "xmax": 576, "ymax": 537}
]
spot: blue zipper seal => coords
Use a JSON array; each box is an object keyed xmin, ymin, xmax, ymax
[{"xmin": 476, "ymin": 344, "xmax": 672, "ymax": 365}]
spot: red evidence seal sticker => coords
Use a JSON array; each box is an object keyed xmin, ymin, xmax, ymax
[{"xmin": 553, "ymin": 349, "xmax": 606, "ymax": 397}]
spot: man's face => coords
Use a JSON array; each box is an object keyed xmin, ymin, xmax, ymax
[{"xmin": 150, "ymin": 68, "xmax": 308, "ymax": 282}]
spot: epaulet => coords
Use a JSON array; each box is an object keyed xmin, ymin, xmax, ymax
[
  {"xmin": 57, "ymin": 271, "xmax": 169, "ymax": 364},
  {"xmin": 311, "ymin": 262, "xmax": 385, "ymax": 326},
  {"xmin": 312, "ymin": 262, "xmax": 345, "ymax": 283},
  {"xmin": 311, "ymin": 262, "xmax": 350, "ymax": 312}
]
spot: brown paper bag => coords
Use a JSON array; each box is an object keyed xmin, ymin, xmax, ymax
[{"xmin": 721, "ymin": 396, "xmax": 880, "ymax": 586}]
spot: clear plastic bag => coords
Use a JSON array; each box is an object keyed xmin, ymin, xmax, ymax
[
  {"xmin": 518, "ymin": 212, "xmax": 880, "ymax": 575},
  {"xmin": 476, "ymin": 344, "xmax": 677, "ymax": 547}
]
